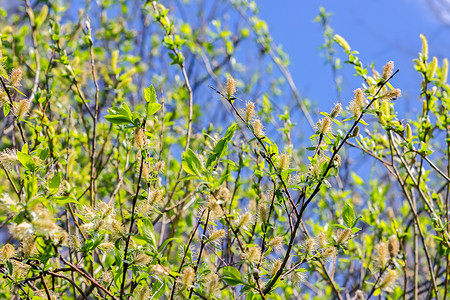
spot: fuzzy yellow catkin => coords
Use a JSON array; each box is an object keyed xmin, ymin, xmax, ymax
[
  {"xmin": 134, "ymin": 127, "xmax": 146, "ymax": 149},
  {"xmin": 9, "ymin": 222, "xmax": 33, "ymax": 240},
  {"xmin": 348, "ymin": 89, "xmax": 366, "ymax": 117},
  {"xmin": 0, "ymin": 149, "xmax": 19, "ymax": 170},
  {"xmin": 0, "ymin": 244, "xmax": 15, "ymax": 261},
  {"xmin": 382, "ymin": 61, "xmax": 394, "ymax": 80},
  {"xmin": 22, "ymin": 236, "xmax": 37, "ymax": 258},
  {"xmin": 0, "ymin": 90, "xmax": 8, "ymax": 106},
  {"xmin": 252, "ymin": 118, "xmax": 265, "ymax": 137},
  {"xmin": 380, "ymin": 270, "xmax": 398, "ymax": 292},
  {"xmin": 208, "ymin": 229, "xmax": 226, "ymax": 243},
  {"xmin": 152, "ymin": 264, "xmax": 168, "ymax": 278},
  {"xmin": 318, "ymin": 231, "xmax": 328, "ymax": 247},
  {"xmin": 278, "ymin": 152, "xmax": 291, "ymax": 171},
  {"xmin": 9, "ymin": 68, "xmax": 22, "ymax": 87},
  {"xmin": 141, "ymin": 163, "xmax": 150, "ymax": 181},
  {"xmin": 236, "ymin": 212, "xmax": 252, "ymax": 230},
  {"xmin": 99, "ymin": 270, "xmax": 113, "ymax": 283},
  {"xmin": 245, "ymin": 101, "xmax": 256, "ymax": 123},
  {"xmin": 205, "ymin": 273, "xmax": 221, "ymax": 297},
  {"xmin": 379, "ymin": 89, "xmax": 401, "ymax": 100},
  {"xmin": 180, "ymin": 266, "xmax": 195, "ymax": 287},
  {"xmin": 14, "ymin": 99, "xmax": 30, "ymax": 119},
  {"xmin": 322, "ymin": 247, "xmax": 337, "ymax": 260},
  {"xmin": 154, "ymin": 160, "xmax": 165, "ymax": 173},
  {"xmin": 226, "ymin": 77, "xmax": 236, "ymax": 98},
  {"xmin": 242, "ymin": 246, "xmax": 261, "ymax": 263},
  {"xmin": 337, "ymin": 228, "xmax": 352, "ymax": 244},
  {"xmin": 304, "ymin": 238, "xmax": 318, "ymax": 255},
  {"xmin": 257, "ymin": 202, "xmax": 268, "ymax": 223},
  {"xmin": 388, "ymin": 235, "xmax": 399, "ymax": 258},
  {"xmin": 134, "ymin": 286, "xmax": 150, "ymax": 300},
  {"xmin": 148, "ymin": 189, "xmax": 163, "ymax": 206},
  {"xmin": 270, "ymin": 259, "xmax": 282, "ymax": 276},
  {"xmin": 376, "ymin": 242, "xmax": 389, "ymax": 268},
  {"xmin": 318, "ymin": 116, "xmax": 332, "ymax": 135},
  {"xmin": 268, "ymin": 236, "xmax": 283, "ymax": 251},
  {"xmin": 133, "ymin": 253, "xmax": 152, "ymax": 266}
]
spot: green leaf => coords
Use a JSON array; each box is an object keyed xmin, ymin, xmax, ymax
[
  {"xmin": 350, "ymin": 172, "xmax": 364, "ymax": 186},
  {"xmin": 138, "ymin": 218, "xmax": 157, "ymax": 251},
  {"xmin": 35, "ymin": 5, "xmax": 48, "ymax": 28},
  {"xmin": 104, "ymin": 114, "xmax": 133, "ymax": 125},
  {"xmin": 105, "ymin": 104, "xmax": 134, "ymax": 125},
  {"xmin": 182, "ymin": 149, "xmax": 203, "ymax": 177},
  {"xmin": 53, "ymin": 196, "xmax": 79, "ymax": 204},
  {"xmin": 17, "ymin": 151, "xmax": 35, "ymax": 171},
  {"xmin": 146, "ymin": 102, "xmax": 161, "ymax": 117},
  {"xmin": 222, "ymin": 266, "xmax": 246, "ymax": 286},
  {"xmin": 3, "ymin": 103, "xmax": 10, "ymax": 117},
  {"xmin": 206, "ymin": 123, "xmax": 237, "ymax": 169},
  {"xmin": 158, "ymin": 238, "xmax": 177, "ymax": 253},
  {"xmin": 37, "ymin": 148, "xmax": 49, "ymax": 161},
  {"xmin": 144, "ymin": 85, "xmax": 157, "ymax": 103},
  {"xmin": 343, "ymin": 202, "xmax": 356, "ymax": 228},
  {"xmin": 48, "ymin": 172, "xmax": 62, "ymax": 190}
]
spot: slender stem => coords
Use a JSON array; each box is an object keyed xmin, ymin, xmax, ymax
[
  {"xmin": 120, "ymin": 151, "xmax": 145, "ymax": 299},
  {"xmin": 188, "ymin": 209, "xmax": 210, "ymax": 299},
  {"xmin": 262, "ymin": 69, "xmax": 400, "ymax": 296},
  {"xmin": 170, "ymin": 209, "xmax": 206, "ymax": 300},
  {"xmin": 60, "ymin": 254, "xmax": 118, "ymax": 300}
]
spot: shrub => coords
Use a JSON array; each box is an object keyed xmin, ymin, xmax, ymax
[{"xmin": 0, "ymin": 1, "xmax": 449, "ymax": 299}]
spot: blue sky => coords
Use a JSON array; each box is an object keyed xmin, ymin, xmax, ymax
[{"xmin": 258, "ymin": 1, "xmax": 450, "ymax": 116}]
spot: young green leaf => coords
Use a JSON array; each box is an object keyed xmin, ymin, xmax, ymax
[{"xmin": 343, "ymin": 202, "xmax": 356, "ymax": 228}]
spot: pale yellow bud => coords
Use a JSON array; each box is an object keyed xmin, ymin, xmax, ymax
[
  {"xmin": 405, "ymin": 123, "xmax": 412, "ymax": 141},
  {"xmin": 330, "ymin": 103, "xmax": 342, "ymax": 119},
  {"xmin": 420, "ymin": 34, "xmax": 428, "ymax": 61},
  {"xmin": 441, "ymin": 58, "xmax": 448, "ymax": 85},
  {"xmin": 334, "ymin": 34, "xmax": 351, "ymax": 52}
]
